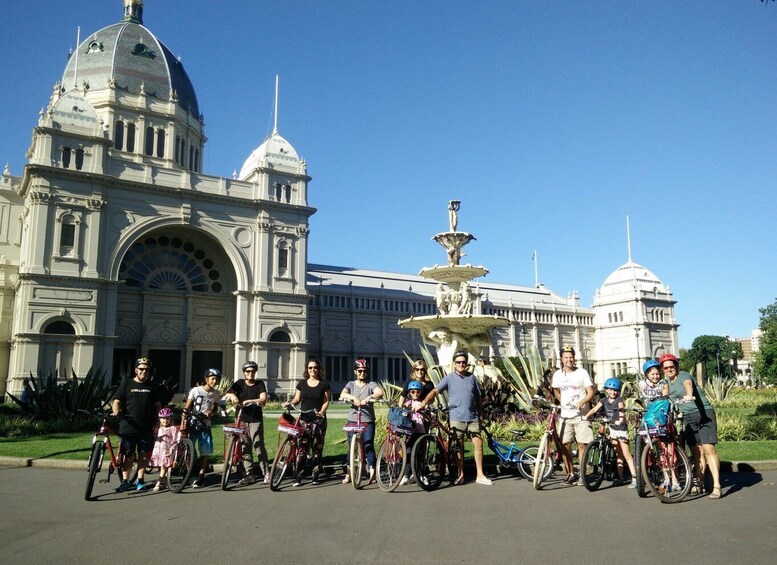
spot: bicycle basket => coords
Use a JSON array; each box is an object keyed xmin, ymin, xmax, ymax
[
  {"xmin": 388, "ymin": 406, "xmax": 413, "ymax": 430},
  {"xmin": 389, "ymin": 423, "xmax": 414, "ymax": 435},
  {"xmin": 277, "ymin": 415, "xmax": 304, "ymax": 437}
]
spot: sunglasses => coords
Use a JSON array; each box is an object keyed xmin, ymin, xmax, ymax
[
  {"xmin": 661, "ymin": 365, "xmax": 677, "ymax": 370},
  {"xmin": 356, "ymin": 369, "xmax": 367, "ymax": 374},
  {"xmin": 454, "ymin": 360, "xmax": 467, "ymax": 365},
  {"xmin": 414, "ymin": 368, "xmax": 427, "ymax": 372},
  {"xmin": 409, "ymin": 390, "xmax": 421, "ymax": 394},
  {"xmin": 307, "ymin": 366, "xmax": 319, "ymax": 370}
]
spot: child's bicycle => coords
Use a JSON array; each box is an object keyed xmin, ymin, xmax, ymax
[
  {"xmin": 221, "ymin": 405, "xmax": 248, "ymax": 490},
  {"xmin": 167, "ymin": 409, "xmax": 206, "ymax": 494},
  {"xmin": 268, "ymin": 404, "xmax": 319, "ymax": 491},
  {"xmin": 482, "ymin": 425, "xmax": 542, "ymax": 481},
  {"xmin": 579, "ymin": 416, "xmax": 619, "ymax": 491},
  {"xmin": 411, "ymin": 405, "xmax": 462, "ymax": 491},
  {"xmin": 84, "ymin": 412, "xmax": 131, "ymax": 501}
]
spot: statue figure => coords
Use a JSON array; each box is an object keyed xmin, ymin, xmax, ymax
[
  {"xmin": 435, "ymin": 283, "xmax": 449, "ymax": 315},
  {"xmin": 459, "ymin": 281, "xmax": 473, "ymax": 315},
  {"xmin": 448, "ymin": 200, "xmax": 460, "ymax": 232}
]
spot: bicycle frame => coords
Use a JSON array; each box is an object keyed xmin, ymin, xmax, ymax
[
  {"xmin": 376, "ymin": 405, "xmax": 411, "ymax": 492},
  {"xmin": 342, "ymin": 399, "xmax": 371, "ymax": 489},
  {"xmin": 412, "ymin": 406, "xmax": 462, "ymax": 491},
  {"xmin": 269, "ymin": 406, "xmax": 318, "ymax": 491},
  {"xmin": 532, "ymin": 398, "xmax": 566, "ymax": 489},
  {"xmin": 85, "ymin": 413, "xmax": 125, "ymax": 501},
  {"xmin": 221, "ymin": 406, "xmax": 248, "ymax": 490}
]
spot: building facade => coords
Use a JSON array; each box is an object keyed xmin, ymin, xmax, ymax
[{"xmin": 0, "ymin": 2, "xmax": 679, "ymax": 399}]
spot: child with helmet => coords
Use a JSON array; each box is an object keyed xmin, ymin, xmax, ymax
[
  {"xmin": 150, "ymin": 407, "xmax": 178, "ymax": 491},
  {"xmin": 399, "ymin": 380, "xmax": 428, "ymax": 486},
  {"xmin": 638, "ymin": 359, "xmax": 670, "ymax": 403},
  {"xmin": 184, "ymin": 368, "xmax": 223, "ymax": 488},
  {"xmin": 584, "ymin": 377, "xmax": 638, "ymax": 488}
]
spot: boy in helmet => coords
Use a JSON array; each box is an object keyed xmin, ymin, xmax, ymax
[
  {"xmin": 223, "ymin": 361, "xmax": 269, "ymax": 485},
  {"xmin": 584, "ymin": 377, "xmax": 637, "ymax": 488},
  {"xmin": 185, "ymin": 368, "xmax": 223, "ymax": 488}
]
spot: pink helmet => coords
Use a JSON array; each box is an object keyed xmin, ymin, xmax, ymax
[{"xmin": 158, "ymin": 407, "xmax": 173, "ymax": 418}]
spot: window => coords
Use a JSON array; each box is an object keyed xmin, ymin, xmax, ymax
[
  {"xmin": 62, "ymin": 147, "xmax": 71, "ymax": 168},
  {"xmin": 269, "ymin": 330, "xmax": 291, "ymax": 343},
  {"xmin": 44, "ymin": 320, "xmax": 76, "ymax": 335},
  {"xmin": 126, "ymin": 123, "xmax": 136, "ymax": 152},
  {"xmin": 277, "ymin": 242, "xmax": 289, "ymax": 277},
  {"xmin": 325, "ymin": 355, "xmax": 349, "ymax": 382},
  {"xmin": 114, "ymin": 121, "xmax": 124, "ymax": 150},
  {"xmin": 75, "ymin": 149, "xmax": 84, "ymax": 170},
  {"xmin": 59, "ymin": 215, "xmax": 77, "ymax": 256},
  {"xmin": 156, "ymin": 129, "xmax": 165, "ymax": 158},
  {"xmin": 145, "ymin": 126, "xmax": 154, "ymax": 155}
]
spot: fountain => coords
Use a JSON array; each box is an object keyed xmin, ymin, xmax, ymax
[{"xmin": 398, "ymin": 201, "xmax": 510, "ymax": 369}]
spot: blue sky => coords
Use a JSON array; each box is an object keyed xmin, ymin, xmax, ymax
[{"xmin": 2, "ymin": 1, "xmax": 775, "ymax": 348}]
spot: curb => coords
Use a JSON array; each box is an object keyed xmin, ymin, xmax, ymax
[{"xmin": 2, "ymin": 454, "xmax": 776, "ymax": 472}]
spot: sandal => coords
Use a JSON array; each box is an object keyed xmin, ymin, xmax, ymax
[
  {"xmin": 709, "ymin": 487, "xmax": 722, "ymax": 500},
  {"xmin": 341, "ymin": 475, "xmax": 351, "ymax": 484},
  {"xmin": 453, "ymin": 476, "xmax": 465, "ymax": 486}
]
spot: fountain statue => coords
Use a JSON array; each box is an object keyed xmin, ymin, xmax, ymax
[{"xmin": 399, "ymin": 201, "xmax": 509, "ymax": 370}]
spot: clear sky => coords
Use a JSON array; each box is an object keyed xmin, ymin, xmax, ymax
[{"xmin": 1, "ymin": 1, "xmax": 775, "ymax": 348}]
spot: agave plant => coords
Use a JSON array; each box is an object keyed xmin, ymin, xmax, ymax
[
  {"xmin": 703, "ymin": 372, "xmax": 741, "ymax": 404},
  {"xmin": 498, "ymin": 346, "xmax": 555, "ymax": 412}
]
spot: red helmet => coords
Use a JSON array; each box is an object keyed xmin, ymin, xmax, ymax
[
  {"xmin": 659, "ymin": 353, "xmax": 679, "ymax": 366},
  {"xmin": 353, "ymin": 359, "xmax": 368, "ymax": 371}
]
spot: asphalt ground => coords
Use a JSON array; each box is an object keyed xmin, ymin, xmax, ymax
[{"xmin": 1, "ymin": 464, "xmax": 776, "ymax": 564}]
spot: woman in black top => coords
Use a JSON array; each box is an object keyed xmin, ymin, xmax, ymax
[
  {"xmin": 398, "ymin": 360, "xmax": 435, "ymax": 406},
  {"xmin": 288, "ymin": 357, "xmax": 330, "ymax": 486}
]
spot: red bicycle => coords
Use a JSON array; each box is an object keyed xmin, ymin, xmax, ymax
[
  {"xmin": 410, "ymin": 405, "xmax": 461, "ymax": 491},
  {"xmin": 221, "ymin": 405, "xmax": 248, "ymax": 490},
  {"xmin": 84, "ymin": 413, "xmax": 128, "ymax": 501},
  {"xmin": 375, "ymin": 402, "xmax": 412, "ymax": 492},
  {"xmin": 532, "ymin": 397, "xmax": 568, "ymax": 489},
  {"xmin": 341, "ymin": 399, "xmax": 375, "ymax": 489},
  {"xmin": 268, "ymin": 405, "xmax": 319, "ymax": 491}
]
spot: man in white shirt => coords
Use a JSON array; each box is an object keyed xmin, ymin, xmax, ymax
[{"xmin": 551, "ymin": 346, "xmax": 596, "ymax": 486}]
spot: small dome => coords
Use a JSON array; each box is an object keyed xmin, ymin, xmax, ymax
[
  {"xmin": 60, "ymin": 8, "xmax": 199, "ymax": 117},
  {"xmin": 50, "ymin": 91, "xmax": 102, "ymax": 135},
  {"xmin": 599, "ymin": 260, "xmax": 668, "ymax": 297},
  {"xmin": 238, "ymin": 131, "xmax": 301, "ymax": 180}
]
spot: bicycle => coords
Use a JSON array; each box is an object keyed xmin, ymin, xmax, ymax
[
  {"xmin": 166, "ymin": 409, "xmax": 203, "ymax": 494},
  {"xmin": 639, "ymin": 399, "xmax": 693, "ymax": 503},
  {"xmin": 531, "ymin": 397, "xmax": 569, "ymax": 489},
  {"xmin": 627, "ymin": 406, "xmax": 648, "ymax": 497},
  {"xmin": 341, "ymin": 399, "xmax": 376, "ymax": 489},
  {"xmin": 221, "ymin": 405, "xmax": 248, "ymax": 490},
  {"xmin": 579, "ymin": 416, "xmax": 619, "ymax": 491},
  {"xmin": 268, "ymin": 405, "xmax": 319, "ymax": 491},
  {"xmin": 84, "ymin": 412, "xmax": 129, "ymax": 501},
  {"xmin": 482, "ymin": 425, "xmax": 541, "ymax": 481},
  {"xmin": 375, "ymin": 402, "xmax": 412, "ymax": 492},
  {"xmin": 411, "ymin": 405, "xmax": 463, "ymax": 491}
]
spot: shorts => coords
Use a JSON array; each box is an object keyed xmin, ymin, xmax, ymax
[
  {"xmin": 451, "ymin": 420, "xmax": 482, "ymax": 438},
  {"xmin": 120, "ymin": 434, "xmax": 154, "ymax": 456},
  {"xmin": 558, "ymin": 416, "xmax": 593, "ymax": 444},
  {"xmin": 609, "ymin": 428, "xmax": 629, "ymax": 441},
  {"xmin": 191, "ymin": 429, "xmax": 214, "ymax": 456},
  {"xmin": 682, "ymin": 409, "xmax": 718, "ymax": 446}
]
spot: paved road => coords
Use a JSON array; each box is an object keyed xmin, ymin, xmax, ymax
[{"xmin": 1, "ymin": 465, "xmax": 775, "ymax": 564}]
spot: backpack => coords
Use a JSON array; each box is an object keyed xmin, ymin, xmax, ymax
[{"xmin": 642, "ymin": 398, "xmax": 670, "ymax": 428}]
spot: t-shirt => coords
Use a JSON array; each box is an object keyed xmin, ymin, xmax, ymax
[
  {"xmin": 113, "ymin": 377, "xmax": 163, "ymax": 436},
  {"xmin": 436, "ymin": 370, "xmax": 481, "ymax": 423},
  {"xmin": 343, "ymin": 380, "xmax": 379, "ymax": 422},
  {"xmin": 296, "ymin": 379, "xmax": 331, "ymax": 413},
  {"xmin": 227, "ymin": 379, "xmax": 267, "ymax": 423},
  {"xmin": 638, "ymin": 378, "xmax": 668, "ymax": 403},
  {"xmin": 602, "ymin": 396, "xmax": 627, "ymax": 432},
  {"xmin": 551, "ymin": 367, "xmax": 594, "ymax": 418},
  {"xmin": 667, "ymin": 371, "xmax": 712, "ymax": 415},
  {"xmin": 187, "ymin": 386, "xmax": 222, "ymax": 428},
  {"xmin": 400, "ymin": 379, "xmax": 435, "ymax": 401}
]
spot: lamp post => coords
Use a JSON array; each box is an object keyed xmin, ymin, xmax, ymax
[{"xmin": 634, "ymin": 327, "xmax": 641, "ymax": 371}]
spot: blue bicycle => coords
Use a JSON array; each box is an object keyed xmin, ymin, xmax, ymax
[{"xmin": 483, "ymin": 425, "xmax": 548, "ymax": 481}]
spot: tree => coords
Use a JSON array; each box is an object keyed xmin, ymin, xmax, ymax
[
  {"xmin": 684, "ymin": 335, "xmax": 742, "ymax": 381},
  {"xmin": 754, "ymin": 298, "xmax": 777, "ymax": 386}
]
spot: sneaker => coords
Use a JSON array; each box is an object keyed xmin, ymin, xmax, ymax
[
  {"xmin": 476, "ymin": 477, "xmax": 494, "ymax": 486},
  {"xmin": 115, "ymin": 480, "xmax": 133, "ymax": 493},
  {"xmin": 400, "ymin": 476, "xmax": 410, "ymax": 486},
  {"xmin": 670, "ymin": 483, "xmax": 682, "ymax": 492},
  {"xmin": 292, "ymin": 480, "xmax": 303, "ymax": 487},
  {"xmin": 263, "ymin": 472, "xmax": 271, "ymax": 484},
  {"xmin": 135, "ymin": 480, "xmax": 147, "ymax": 491},
  {"xmin": 152, "ymin": 479, "xmax": 166, "ymax": 492},
  {"xmin": 628, "ymin": 479, "xmax": 637, "ymax": 489},
  {"xmin": 576, "ymin": 475, "xmax": 584, "ymax": 487},
  {"xmin": 238, "ymin": 476, "xmax": 255, "ymax": 486},
  {"xmin": 192, "ymin": 477, "xmax": 205, "ymax": 488}
]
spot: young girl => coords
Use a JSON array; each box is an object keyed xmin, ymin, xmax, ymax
[
  {"xmin": 584, "ymin": 377, "xmax": 638, "ymax": 488},
  {"xmin": 150, "ymin": 407, "xmax": 177, "ymax": 491},
  {"xmin": 400, "ymin": 380, "xmax": 427, "ymax": 486},
  {"xmin": 638, "ymin": 359, "xmax": 670, "ymax": 403}
]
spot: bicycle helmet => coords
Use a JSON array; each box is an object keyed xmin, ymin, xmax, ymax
[
  {"xmin": 204, "ymin": 368, "xmax": 222, "ymax": 379},
  {"xmin": 642, "ymin": 359, "xmax": 660, "ymax": 374},
  {"xmin": 134, "ymin": 357, "xmax": 152, "ymax": 369},
  {"xmin": 452, "ymin": 351, "xmax": 468, "ymax": 362},
  {"xmin": 158, "ymin": 407, "xmax": 173, "ymax": 418},
  {"xmin": 603, "ymin": 377, "xmax": 622, "ymax": 392},
  {"xmin": 560, "ymin": 346, "xmax": 575, "ymax": 356},
  {"xmin": 408, "ymin": 380, "xmax": 423, "ymax": 391},
  {"xmin": 658, "ymin": 353, "xmax": 679, "ymax": 366},
  {"xmin": 242, "ymin": 360, "xmax": 258, "ymax": 372},
  {"xmin": 353, "ymin": 359, "xmax": 368, "ymax": 370}
]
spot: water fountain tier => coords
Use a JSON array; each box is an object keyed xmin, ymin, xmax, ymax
[{"xmin": 418, "ymin": 264, "xmax": 488, "ymax": 285}]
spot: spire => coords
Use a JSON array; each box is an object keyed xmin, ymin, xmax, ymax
[
  {"xmin": 72, "ymin": 27, "xmax": 81, "ymax": 89},
  {"xmin": 273, "ymin": 75, "xmax": 280, "ymax": 135},
  {"xmin": 123, "ymin": 0, "xmax": 144, "ymax": 24},
  {"xmin": 626, "ymin": 215, "xmax": 632, "ymax": 262}
]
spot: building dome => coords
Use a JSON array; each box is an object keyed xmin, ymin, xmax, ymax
[
  {"xmin": 599, "ymin": 260, "xmax": 669, "ymax": 297},
  {"xmin": 60, "ymin": 1, "xmax": 199, "ymax": 117},
  {"xmin": 238, "ymin": 130, "xmax": 302, "ymax": 180}
]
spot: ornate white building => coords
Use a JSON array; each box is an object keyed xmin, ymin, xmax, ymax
[{"xmin": 0, "ymin": 2, "xmax": 679, "ymax": 399}]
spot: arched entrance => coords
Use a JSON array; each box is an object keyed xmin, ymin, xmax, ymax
[
  {"xmin": 113, "ymin": 229, "xmax": 237, "ymax": 390},
  {"xmin": 39, "ymin": 320, "xmax": 76, "ymax": 377}
]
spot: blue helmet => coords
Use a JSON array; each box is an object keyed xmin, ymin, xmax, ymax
[
  {"xmin": 642, "ymin": 359, "xmax": 660, "ymax": 374},
  {"xmin": 603, "ymin": 377, "xmax": 622, "ymax": 392},
  {"xmin": 408, "ymin": 380, "xmax": 423, "ymax": 391}
]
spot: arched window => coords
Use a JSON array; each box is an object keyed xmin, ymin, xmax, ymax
[
  {"xmin": 62, "ymin": 147, "xmax": 71, "ymax": 168},
  {"xmin": 145, "ymin": 126, "xmax": 154, "ymax": 155},
  {"xmin": 60, "ymin": 215, "xmax": 76, "ymax": 255},
  {"xmin": 156, "ymin": 129, "xmax": 165, "ymax": 158},
  {"xmin": 126, "ymin": 123, "xmax": 136, "ymax": 152},
  {"xmin": 269, "ymin": 330, "xmax": 291, "ymax": 343},
  {"xmin": 114, "ymin": 121, "xmax": 124, "ymax": 150},
  {"xmin": 175, "ymin": 135, "xmax": 181, "ymax": 163},
  {"xmin": 277, "ymin": 242, "xmax": 289, "ymax": 277},
  {"xmin": 75, "ymin": 148, "xmax": 84, "ymax": 170},
  {"xmin": 44, "ymin": 320, "xmax": 76, "ymax": 335}
]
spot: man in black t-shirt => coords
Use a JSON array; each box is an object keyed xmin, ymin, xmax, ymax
[
  {"xmin": 112, "ymin": 357, "xmax": 163, "ymax": 492},
  {"xmin": 224, "ymin": 361, "xmax": 269, "ymax": 484}
]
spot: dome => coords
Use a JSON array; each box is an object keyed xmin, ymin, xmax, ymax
[
  {"xmin": 50, "ymin": 91, "xmax": 102, "ymax": 135},
  {"xmin": 60, "ymin": 2, "xmax": 199, "ymax": 117},
  {"xmin": 238, "ymin": 130, "xmax": 301, "ymax": 180},
  {"xmin": 599, "ymin": 260, "xmax": 669, "ymax": 297}
]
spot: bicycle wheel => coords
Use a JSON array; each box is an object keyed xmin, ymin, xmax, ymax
[
  {"xmin": 349, "ymin": 434, "xmax": 366, "ymax": 489},
  {"xmin": 533, "ymin": 434, "xmax": 552, "ymax": 490},
  {"xmin": 446, "ymin": 435, "xmax": 463, "ymax": 484},
  {"xmin": 516, "ymin": 445, "xmax": 547, "ymax": 481},
  {"xmin": 168, "ymin": 438, "xmax": 195, "ymax": 494},
  {"xmin": 641, "ymin": 440, "xmax": 692, "ymax": 503},
  {"xmin": 411, "ymin": 434, "xmax": 444, "ymax": 492},
  {"xmin": 269, "ymin": 437, "xmax": 294, "ymax": 491},
  {"xmin": 581, "ymin": 440, "xmax": 605, "ymax": 491},
  {"xmin": 634, "ymin": 435, "xmax": 647, "ymax": 497},
  {"xmin": 376, "ymin": 435, "xmax": 407, "ymax": 492},
  {"xmin": 85, "ymin": 442, "xmax": 105, "ymax": 501},
  {"xmin": 221, "ymin": 436, "xmax": 240, "ymax": 491}
]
